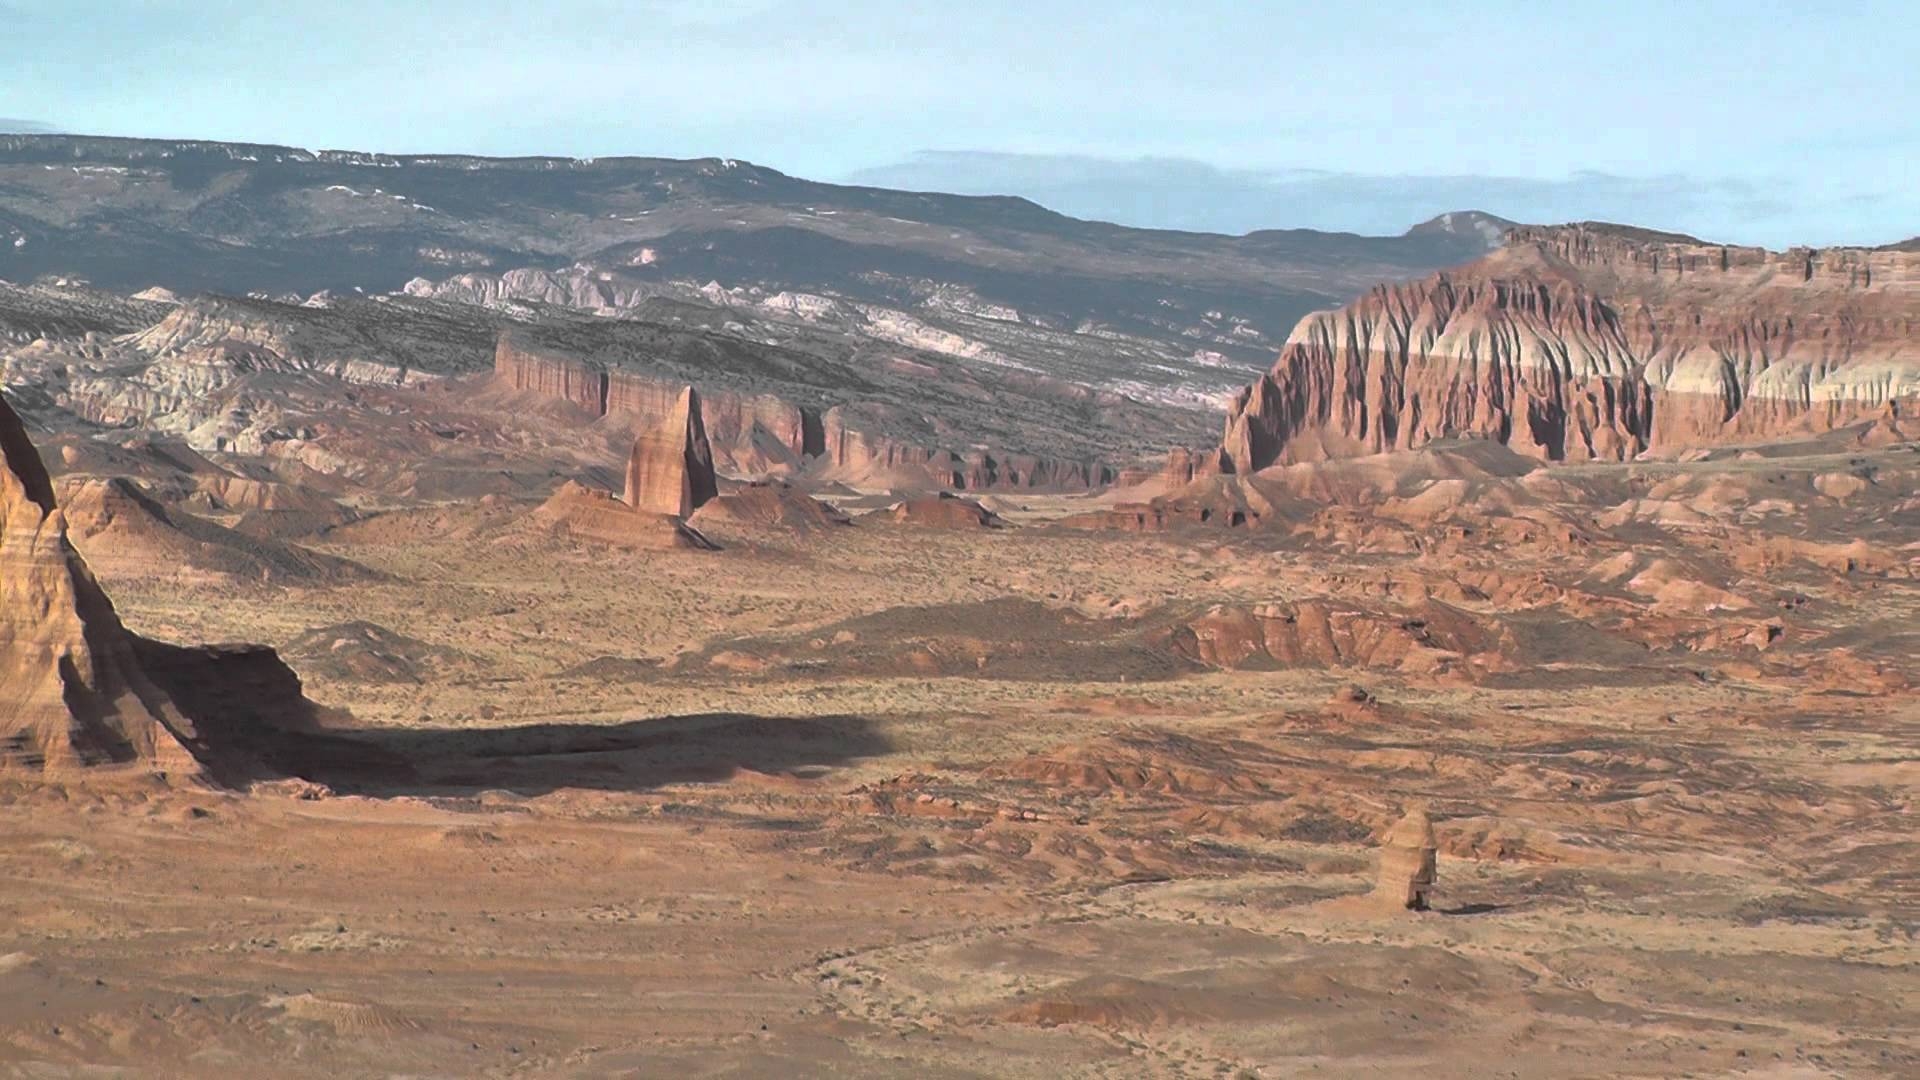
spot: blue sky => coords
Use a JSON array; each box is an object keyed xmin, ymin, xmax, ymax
[{"xmin": 4, "ymin": 0, "xmax": 1915, "ymax": 245}]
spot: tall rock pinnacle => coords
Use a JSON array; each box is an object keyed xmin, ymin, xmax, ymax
[
  {"xmin": 0, "ymin": 395, "xmax": 200, "ymax": 774},
  {"xmin": 2, "ymin": 395, "xmax": 314, "ymax": 780},
  {"xmin": 623, "ymin": 386, "xmax": 719, "ymax": 518}
]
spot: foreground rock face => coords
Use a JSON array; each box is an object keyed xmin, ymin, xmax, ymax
[
  {"xmin": 624, "ymin": 387, "xmax": 720, "ymax": 518},
  {"xmin": 0, "ymin": 395, "xmax": 309, "ymax": 779},
  {"xmin": 1219, "ymin": 224, "xmax": 1920, "ymax": 470}
]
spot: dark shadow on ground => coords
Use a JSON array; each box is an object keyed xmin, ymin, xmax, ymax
[
  {"xmin": 1438, "ymin": 902, "xmax": 1510, "ymax": 916},
  {"xmin": 241, "ymin": 712, "xmax": 889, "ymax": 798}
]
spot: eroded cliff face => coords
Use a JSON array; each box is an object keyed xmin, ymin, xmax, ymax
[
  {"xmin": 1218, "ymin": 225, "xmax": 1920, "ymax": 471},
  {"xmin": 493, "ymin": 334, "xmax": 1112, "ymax": 491},
  {"xmin": 0, "ymin": 395, "xmax": 311, "ymax": 779}
]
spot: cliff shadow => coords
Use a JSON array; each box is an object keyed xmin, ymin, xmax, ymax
[{"xmin": 245, "ymin": 711, "xmax": 890, "ymax": 798}]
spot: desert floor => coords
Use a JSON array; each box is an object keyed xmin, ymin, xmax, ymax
[{"xmin": 3, "ymin": 445, "xmax": 1917, "ymax": 1078}]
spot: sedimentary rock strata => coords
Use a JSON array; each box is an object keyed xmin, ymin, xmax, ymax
[
  {"xmin": 688, "ymin": 481, "xmax": 851, "ymax": 532},
  {"xmin": 876, "ymin": 494, "xmax": 1005, "ymax": 529},
  {"xmin": 1218, "ymin": 224, "xmax": 1920, "ymax": 470},
  {"xmin": 493, "ymin": 333, "xmax": 1113, "ymax": 491},
  {"xmin": 1373, "ymin": 808, "xmax": 1439, "ymax": 911},
  {"xmin": 623, "ymin": 386, "xmax": 720, "ymax": 518},
  {"xmin": 0, "ymin": 395, "xmax": 310, "ymax": 778},
  {"xmin": 1164, "ymin": 600, "xmax": 1503, "ymax": 677}
]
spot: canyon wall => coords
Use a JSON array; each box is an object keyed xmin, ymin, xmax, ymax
[
  {"xmin": 494, "ymin": 333, "xmax": 1112, "ymax": 490},
  {"xmin": 1216, "ymin": 224, "xmax": 1920, "ymax": 471}
]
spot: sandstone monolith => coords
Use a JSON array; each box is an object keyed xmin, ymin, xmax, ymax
[
  {"xmin": 623, "ymin": 386, "xmax": 719, "ymax": 518},
  {"xmin": 1, "ymin": 396, "xmax": 201, "ymax": 774},
  {"xmin": 1374, "ymin": 807, "xmax": 1438, "ymax": 911},
  {"xmin": 0, "ymin": 395, "xmax": 311, "ymax": 779}
]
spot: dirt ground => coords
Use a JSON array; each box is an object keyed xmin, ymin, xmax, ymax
[{"xmin": 3, "ymin": 441, "xmax": 1917, "ymax": 1077}]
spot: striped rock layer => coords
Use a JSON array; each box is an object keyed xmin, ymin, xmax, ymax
[{"xmin": 1219, "ymin": 225, "xmax": 1920, "ymax": 471}]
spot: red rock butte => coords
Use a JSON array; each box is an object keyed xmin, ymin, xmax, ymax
[
  {"xmin": 1212, "ymin": 224, "xmax": 1920, "ymax": 472},
  {"xmin": 623, "ymin": 386, "xmax": 720, "ymax": 518}
]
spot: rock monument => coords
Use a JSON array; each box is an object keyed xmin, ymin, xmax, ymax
[
  {"xmin": 1374, "ymin": 806, "xmax": 1438, "ymax": 911},
  {"xmin": 0, "ymin": 394, "xmax": 310, "ymax": 779},
  {"xmin": 623, "ymin": 386, "xmax": 719, "ymax": 518}
]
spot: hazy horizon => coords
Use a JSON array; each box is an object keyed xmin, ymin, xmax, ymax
[{"xmin": 6, "ymin": 1, "xmax": 1915, "ymax": 247}]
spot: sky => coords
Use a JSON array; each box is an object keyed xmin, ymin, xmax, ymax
[{"xmin": 4, "ymin": 0, "xmax": 1916, "ymax": 246}]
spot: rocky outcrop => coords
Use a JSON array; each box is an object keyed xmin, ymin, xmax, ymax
[
  {"xmin": 875, "ymin": 493, "xmax": 1005, "ymax": 529},
  {"xmin": 407, "ymin": 267, "xmax": 658, "ymax": 314},
  {"xmin": 529, "ymin": 481, "xmax": 717, "ymax": 549},
  {"xmin": 623, "ymin": 387, "xmax": 719, "ymax": 518},
  {"xmin": 609, "ymin": 372, "xmax": 818, "ymax": 473},
  {"xmin": 0, "ymin": 394, "xmax": 312, "ymax": 779},
  {"xmin": 689, "ymin": 481, "xmax": 851, "ymax": 532},
  {"xmin": 1164, "ymin": 599, "xmax": 1503, "ymax": 678},
  {"xmin": 492, "ymin": 330, "xmax": 607, "ymax": 413},
  {"xmin": 492, "ymin": 333, "xmax": 817, "ymax": 473},
  {"xmin": 1218, "ymin": 224, "xmax": 1920, "ymax": 471},
  {"xmin": 61, "ymin": 476, "xmax": 368, "ymax": 584},
  {"xmin": 128, "ymin": 301, "xmax": 441, "ymax": 389},
  {"xmin": 492, "ymin": 333, "xmax": 1110, "ymax": 491},
  {"xmin": 1161, "ymin": 446, "xmax": 1231, "ymax": 487},
  {"xmin": 1373, "ymin": 808, "xmax": 1438, "ymax": 912},
  {"xmin": 817, "ymin": 406, "xmax": 1111, "ymax": 491}
]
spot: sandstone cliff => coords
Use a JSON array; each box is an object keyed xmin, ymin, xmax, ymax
[
  {"xmin": 493, "ymin": 333, "xmax": 1114, "ymax": 491},
  {"xmin": 0, "ymin": 394, "xmax": 312, "ymax": 779},
  {"xmin": 1217, "ymin": 224, "xmax": 1920, "ymax": 471},
  {"xmin": 623, "ymin": 387, "xmax": 719, "ymax": 518}
]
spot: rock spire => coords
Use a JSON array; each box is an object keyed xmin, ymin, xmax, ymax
[
  {"xmin": 1374, "ymin": 807, "xmax": 1438, "ymax": 911},
  {"xmin": 623, "ymin": 386, "xmax": 719, "ymax": 518}
]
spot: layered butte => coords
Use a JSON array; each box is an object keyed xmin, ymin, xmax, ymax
[{"xmin": 1218, "ymin": 224, "xmax": 1920, "ymax": 470}]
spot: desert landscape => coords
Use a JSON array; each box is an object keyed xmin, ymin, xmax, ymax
[{"xmin": 1, "ymin": 132, "xmax": 1917, "ymax": 1078}]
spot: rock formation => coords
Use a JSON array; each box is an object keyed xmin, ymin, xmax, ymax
[
  {"xmin": 688, "ymin": 480, "xmax": 851, "ymax": 532},
  {"xmin": 623, "ymin": 386, "xmax": 719, "ymax": 518},
  {"xmin": 1161, "ymin": 446, "xmax": 1231, "ymax": 488},
  {"xmin": 492, "ymin": 333, "xmax": 1113, "ymax": 492},
  {"xmin": 530, "ymin": 481, "xmax": 717, "ymax": 550},
  {"xmin": 1165, "ymin": 600, "xmax": 1503, "ymax": 677},
  {"xmin": 876, "ymin": 493, "xmax": 1005, "ymax": 529},
  {"xmin": 0, "ymin": 394, "xmax": 311, "ymax": 778},
  {"xmin": 61, "ymin": 476, "xmax": 368, "ymax": 584},
  {"xmin": 1218, "ymin": 224, "xmax": 1920, "ymax": 471},
  {"xmin": 1373, "ymin": 807, "xmax": 1438, "ymax": 911}
]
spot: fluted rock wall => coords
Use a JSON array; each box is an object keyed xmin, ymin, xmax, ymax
[
  {"xmin": 494, "ymin": 331, "xmax": 608, "ymax": 413},
  {"xmin": 1218, "ymin": 225, "xmax": 1920, "ymax": 471}
]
